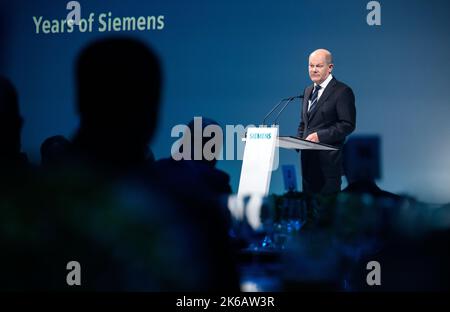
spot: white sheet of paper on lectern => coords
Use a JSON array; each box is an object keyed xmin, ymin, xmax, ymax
[{"xmin": 237, "ymin": 126, "xmax": 278, "ymax": 198}]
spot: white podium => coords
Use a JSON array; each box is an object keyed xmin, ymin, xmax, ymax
[
  {"xmin": 237, "ymin": 127, "xmax": 337, "ymax": 198},
  {"xmin": 231, "ymin": 126, "xmax": 338, "ymax": 230},
  {"xmin": 231, "ymin": 126, "xmax": 338, "ymax": 229}
]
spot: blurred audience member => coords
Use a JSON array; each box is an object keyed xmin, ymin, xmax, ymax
[{"xmin": 40, "ymin": 135, "xmax": 71, "ymax": 168}]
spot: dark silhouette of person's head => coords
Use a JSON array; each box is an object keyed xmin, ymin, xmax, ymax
[
  {"xmin": 343, "ymin": 136, "xmax": 380, "ymax": 185},
  {"xmin": 163, "ymin": 116, "xmax": 232, "ymax": 193},
  {"xmin": 343, "ymin": 136, "xmax": 401, "ymax": 200},
  {"xmin": 171, "ymin": 117, "xmax": 222, "ymax": 167},
  {"xmin": 0, "ymin": 76, "xmax": 24, "ymax": 161},
  {"xmin": 40, "ymin": 135, "xmax": 71, "ymax": 167},
  {"xmin": 185, "ymin": 117, "xmax": 221, "ymax": 168},
  {"xmin": 74, "ymin": 38, "xmax": 161, "ymax": 169}
]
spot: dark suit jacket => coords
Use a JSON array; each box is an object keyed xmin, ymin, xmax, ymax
[{"xmin": 297, "ymin": 77, "xmax": 356, "ymax": 194}]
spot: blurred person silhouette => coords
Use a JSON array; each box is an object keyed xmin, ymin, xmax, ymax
[
  {"xmin": 0, "ymin": 76, "xmax": 28, "ymax": 171},
  {"xmin": 6, "ymin": 38, "xmax": 239, "ymax": 291},
  {"xmin": 40, "ymin": 135, "xmax": 71, "ymax": 168},
  {"xmin": 0, "ymin": 76, "xmax": 39, "ymax": 290},
  {"xmin": 342, "ymin": 136, "xmax": 401, "ymax": 200},
  {"xmin": 158, "ymin": 116, "xmax": 232, "ymax": 195},
  {"xmin": 156, "ymin": 117, "xmax": 233, "ymax": 232},
  {"xmin": 68, "ymin": 38, "xmax": 237, "ymax": 290},
  {"xmin": 339, "ymin": 136, "xmax": 450, "ymax": 291},
  {"xmin": 154, "ymin": 116, "xmax": 237, "ymax": 281},
  {"xmin": 71, "ymin": 38, "xmax": 161, "ymax": 173}
]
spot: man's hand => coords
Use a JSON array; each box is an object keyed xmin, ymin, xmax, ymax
[{"xmin": 305, "ymin": 132, "xmax": 319, "ymax": 142}]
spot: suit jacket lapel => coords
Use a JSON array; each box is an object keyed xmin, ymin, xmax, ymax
[
  {"xmin": 303, "ymin": 85, "xmax": 313, "ymax": 122},
  {"xmin": 307, "ymin": 77, "xmax": 337, "ymax": 121}
]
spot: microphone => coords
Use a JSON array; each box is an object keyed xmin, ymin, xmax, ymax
[
  {"xmin": 262, "ymin": 98, "xmax": 286, "ymax": 126},
  {"xmin": 262, "ymin": 94, "xmax": 304, "ymax": 126},
  {"xmin": 281, "ymin": 95, "xmax": 303, "ymax": 101},
  {"xmin": 273, "ymin": 95, "xmax": 303, "ymax": 125}
]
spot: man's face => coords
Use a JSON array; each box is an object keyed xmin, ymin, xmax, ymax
[{"xmin": 308, "ymin": 53, "xmax": 333, "ymax": 85}]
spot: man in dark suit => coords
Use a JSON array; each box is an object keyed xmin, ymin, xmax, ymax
[{"xmin": 297, "ymin": 49, "xmax": 356, "ymax": 195}]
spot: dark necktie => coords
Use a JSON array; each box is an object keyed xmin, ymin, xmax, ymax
[{"xmin": 308, "ymin": 85, "xmax": 321, "ymax": 112}]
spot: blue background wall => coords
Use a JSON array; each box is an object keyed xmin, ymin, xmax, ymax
[{"xmin": 1, "ymin": 0, "xmax": 450, "ymax": 203}]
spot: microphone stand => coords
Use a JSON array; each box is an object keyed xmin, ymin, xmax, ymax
[
  {"xmin": 262, "ymin": 98, "xmax": 288, "ymax": 126},
  {"xmin": 273, "ymin": 95, "xmax": 304, "ymax": 125},
  {"xmin": 262, "ymin": 95, "xmax": 303, "ymax": 126}
]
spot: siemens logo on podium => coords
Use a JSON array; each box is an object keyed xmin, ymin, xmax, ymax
[{"xmin": 249, "ymin": 133, "xmax": 272, "ymax": 139}]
